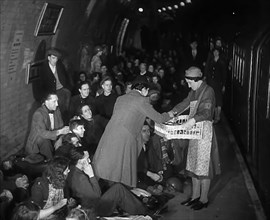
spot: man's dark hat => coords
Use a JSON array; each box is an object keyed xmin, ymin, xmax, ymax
[
  {"xmin": 100, "ymin": 75, "xmax": 112, "ymax": 86},
  {"xmin": 47, "ymin": 48, "xmax": 61, "ymax": 57},
  {"xmin": 23, "ymin": 154, "xmax": 45, "ymax": 164},
  {"xmin": 148, "ymin": 89, "xmax": 160, "ymax": 97}
]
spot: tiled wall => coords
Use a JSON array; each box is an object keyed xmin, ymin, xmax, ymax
[{"xmin": 0, "ymin": 0, "xmax": 98, "ymax": 161}]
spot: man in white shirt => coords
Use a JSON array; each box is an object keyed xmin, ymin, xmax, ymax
[
  {"xmin": 25, "ymin": 93, "xmax": 70, "ymax": 162},
  {"xmin": 40, "ymin": 48, "xmax": 72, "ymax": 123}
]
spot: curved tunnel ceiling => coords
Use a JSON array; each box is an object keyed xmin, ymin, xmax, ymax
[
  {"xmin": 119, "ymin": 0, "xmax": 262, "ymax": 18},
  {"xmin": 116, "ymin": 0, "xmax": 268, "ymax": 41}
]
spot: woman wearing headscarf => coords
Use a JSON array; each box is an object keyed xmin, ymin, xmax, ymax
[{"xmin": 169, "ymin": 66, "xmax": 221, "ymax": 210}]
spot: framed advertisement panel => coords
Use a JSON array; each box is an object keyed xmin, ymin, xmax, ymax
[
  {"xmin": 34, "ymin": 3, "xmax": 64, "ymax": 36},
  {"xmin": 25, "ymin": 60, "xmax": 45, "ymax": 84}
]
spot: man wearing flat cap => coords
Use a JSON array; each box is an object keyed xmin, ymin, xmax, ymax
[
  {"xmin": 168, "ymin": 66, "xmax": 221, "ymax": 210},
  {"xmin": 40, "ymin": 48, "xmax": 71, "ymax": 123}
]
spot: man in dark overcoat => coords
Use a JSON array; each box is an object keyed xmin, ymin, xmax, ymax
[{"xmin": 40, "ymin": 48, "xmax": 71, "ymax": 123}]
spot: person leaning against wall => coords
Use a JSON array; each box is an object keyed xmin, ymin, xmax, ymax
[{"xmin": 40, "ymin": 48, "xmax": 72, "ymax": 123}]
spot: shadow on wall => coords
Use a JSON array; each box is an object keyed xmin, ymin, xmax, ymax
[
  {"xmin": 0, "ymin": 135, "xmax": 20, "ymax": 163},
  {"xmin": 22, "ymin": 101, "xmax": 42, "ymax": 151},
  {"xmin": 31, "ymin": 40, "xmax": 47, "ymax": 102},
  {"xmin": 0, "ymin": 41, "xmax": 46, "ymax": 162},
  {"xmin": 21, "ymin": 40, "xmax": 46, "ymax": 151},
  {"xmin": 0, "ymin": 101, "xmax": 41, "ymax": 163}
]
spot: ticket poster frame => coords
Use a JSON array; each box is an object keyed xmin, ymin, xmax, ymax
[
  {"xmin": 25, "ymin": 60, "xmax": 45, "ymax": 84},
  {"xmin": 34, "ymin": 2, "xmax": 64, "ymax": 36}
]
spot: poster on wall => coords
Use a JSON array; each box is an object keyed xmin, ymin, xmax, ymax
[
  {"xmin": 34, "ymin": 3, "xmax": 64, "ymax": 36},
  {"xmin": 8, "ymin": 30, "xmax": 24, "ymax": 75}
]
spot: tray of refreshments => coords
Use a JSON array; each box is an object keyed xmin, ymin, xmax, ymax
[{"xmin": 154, "ymin": 115, "xmax": 203, "ymax": 140}]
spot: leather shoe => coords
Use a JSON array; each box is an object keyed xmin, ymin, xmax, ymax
[
  {"xmin": 191, "ymin": 201, "xmax": 209, "ymax": 210},
  {"xmin": 181, "ymin": 197, "xmax": 200, "ymax": 206}
]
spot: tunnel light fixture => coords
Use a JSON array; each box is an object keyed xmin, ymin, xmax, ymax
[
  {"xmin": 138, "ymin": 7, "xmax": 143, "ymax": 12},
  {"xmin": 158, "ymin": 9, "xmax": 162, "ymax": 13},
  {"xmin": 167, "ymin": 6, "xmax": 172, "ymax": 10},
  {"xmin": 185, "ymin": 0, "xmax": 191, "ymax": 3},
  {"xmin": 180, "ymin": 2, "xmax": 185, "ymax": 7},
  {"xmin": 174, "ymin": 5, "xmax": 178, "ymax": 9},
  {"xmin": 162, "ymin": 7, "xmax": 166, "ymax": 11},
  {"xmin": 116, "ymin": 18, "xmax": 129, "ymax": 56}
]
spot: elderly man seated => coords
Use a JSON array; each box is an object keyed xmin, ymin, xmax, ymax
[{"xmin": 25, "ymin": 93, "xmax": 70, "ymax": 162}]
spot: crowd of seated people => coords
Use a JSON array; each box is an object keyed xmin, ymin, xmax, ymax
[{"xmin": 0, "ymin": 37, "xmax": 228, "ymax": 219}]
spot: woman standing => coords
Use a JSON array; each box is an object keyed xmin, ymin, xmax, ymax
[
  {"xmin": 204, "ymin": 48, "xmax": 227, "ymax": 123},
  {"xmin": 169, "ymin": 66, "xmax": 221, "ymax": 210},
  {"xmin": 93, "ymin": 77, "xmax": 171, "ymax": 188},
  {"xmin": 90, "ymin": 46, "xmax": 103, "ymax": 74}
]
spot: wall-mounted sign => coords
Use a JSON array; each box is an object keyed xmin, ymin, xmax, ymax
[
  {"xmin": 8, "ymin": 30, "xmax": 24, "ymax": 75},
  {"xmin": 25, "ymin": 60, "xmax": 45, "ymax": 84},
  {"xmin": 34, "ymin": 3, "xmax": 64, "ymax": 36}
]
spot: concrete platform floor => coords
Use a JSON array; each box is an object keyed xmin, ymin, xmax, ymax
[{"xmin": 159, "ymin": 116, "xmax": 267, "ymax": 220}]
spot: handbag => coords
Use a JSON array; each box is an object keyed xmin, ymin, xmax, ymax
[{"xmin": 167, "ymin": 139, "xmax": 188, "ymax": 166}]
